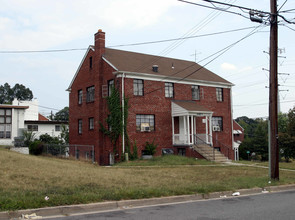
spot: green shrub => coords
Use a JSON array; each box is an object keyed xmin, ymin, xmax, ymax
[
  {"xmin": 130, "ymin": 141, "xmax": 138, "ymax": 160},
  {"xmin": 29, "ymin": 140, "xmax": 44, "ymax": 155},
  {"xmin": 144, "ymin": 140, "xmax": 157, "ymax": 156}
]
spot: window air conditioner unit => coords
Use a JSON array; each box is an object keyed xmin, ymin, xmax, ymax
[
  {"xmin": 213, "ymin": 126, "xmax": 220, "ymax": 131},
  {"xmin": 141, "ymin": 123, "xmax": 150, "ymax": 132}
]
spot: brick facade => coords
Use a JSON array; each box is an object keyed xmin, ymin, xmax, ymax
[{"xmin": 68, "ymin": 30, "xmax": 234, "ymax": 165}]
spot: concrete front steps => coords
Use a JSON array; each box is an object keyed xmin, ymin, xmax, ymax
[{"xmin": 192, "ymin": 144, "xmax": 230, "ymax": 162}]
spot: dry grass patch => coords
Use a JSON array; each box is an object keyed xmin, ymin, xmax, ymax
[{"xmin": 1, "ymin": 148, "xmax": 295, "ymax": 211}]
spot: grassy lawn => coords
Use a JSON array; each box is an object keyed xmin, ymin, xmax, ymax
[
  {"xmin": 237, "ymin": 160, "xmax": 295, "ymax": 170},
  {"xmin": 1, "ymin": 148, "xmax": 295, "ymax": 211},
  {"xmin": 115, "ymin": 155, "xmax": 215, "ymax": 166}
]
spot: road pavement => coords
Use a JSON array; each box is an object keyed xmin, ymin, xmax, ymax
[{"xmin": 46, "ymin": 189, "xmax": 295, "ymax": 220}]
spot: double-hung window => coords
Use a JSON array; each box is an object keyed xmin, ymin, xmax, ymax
[
  {"xmin": 212, "ymin": 117, "xmax": 223, "ymax": 131},
  {"xmin": 27, "ymin": 125, "xmax": 38, "ymax": 132},
  {"xmin": 78, "ymin": 119, "xmax": 82, "ymax": 134},
  {"xmin": 136, "ymin": 114, "xmax": 155, "ymax": 132},
  {"xmin": 216, "ymin": 88, "xmax": 223, "ymax": 102},
  {"xmin": 0, "ymin": 109, "xmax": 12, "ymax": 139},
  {"xmin": 165, "ymin": 82, "xmax": 174, "ymax": 98},
  {"xmin": 78, "ymin": 90, "xmax": 83, "ymax": 104},
  {"xmin": 133, "ymin": 79, "xmax": 144, "ymax": 96},
  {"xmin": 192, "ymin": 85, "xmax": 200, "ymax": 100},
  {"xmin": 86, "ymin": 86, "xmax": 95, "ymax": 102},
  {"xmin": 108, "ymin": 80, "xmax": 114, "ymax": 96},
  {"xmin": 89, "ymin": 117, "xmax": 94, "ymax": 130},
  {"xmin": 55, "ymin": 125, "xmax": 61, "ymax": 132}
]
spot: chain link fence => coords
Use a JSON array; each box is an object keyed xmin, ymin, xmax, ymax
[{"xmin": 44, "ymin": 144, "xmax": 95, "ymax": 163}]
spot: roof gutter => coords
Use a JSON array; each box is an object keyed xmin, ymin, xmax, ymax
[{"xmin": 113, "ymin": 71, "xmax": 234, "ymax": 88}]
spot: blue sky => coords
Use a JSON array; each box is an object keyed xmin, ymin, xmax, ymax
[{"xmin": 0, "ymin": 0, "xmax": 294, "ymax": 118}]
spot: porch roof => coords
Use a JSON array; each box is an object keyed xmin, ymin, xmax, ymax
[{"xmin": 172, "ymin": 100, "xmax": 213, "ymax": 117}]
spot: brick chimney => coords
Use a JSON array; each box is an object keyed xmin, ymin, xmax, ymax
[{"xmin": 94, "ymin": 29, "xmax": 105, "ymax": 55}]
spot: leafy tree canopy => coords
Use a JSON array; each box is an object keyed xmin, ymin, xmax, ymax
[
  {"xmin": 53, "ymin": 107, "xmax": 69, "ymax": 122},
  {"xmin": 0, "ymin": 83, "xmax": 33, "ymax": 104}
]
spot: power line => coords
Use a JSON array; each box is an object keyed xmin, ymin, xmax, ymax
[
  {"xmin": 132, "ymin": 0, "xmax": 238, "ymax": 73},
  {"xmin": 0, "ymin": 48, "xmax": 88, "ymax": 54},
  {"xmin": 178, "ymin": 0, "xmax": 251, "ymax": 20},
  {"xmin": 233, "ymin": 99, "xmax": 295, "ymax": 107},
  {"xmin": 0, "ymin": 26, "xmax": 260, "ymax": 54},
  {"xmin": 124, "ymin": 24, "xmax": 266, "ymax": 99},
  {"xmin": 109, "ymin": 26, "xmax": 258, "ymax": 48}
]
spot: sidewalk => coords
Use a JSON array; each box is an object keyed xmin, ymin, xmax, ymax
[{"xmin": 1, "ymin": 184, "xmax": 295, "ymax": 220}]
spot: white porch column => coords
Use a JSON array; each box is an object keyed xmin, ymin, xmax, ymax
[
  {"xmin": 209, "ymin": 115, "xmax": 213, "ymax": 146},
  {"xmin": 190, "ymin": 115, "xmax": 194, "ymax": 145},
  {"xmin": 205, "ymin": 116, "xmax": 209, "ymax": 144},
  {"xmin": 193, "ymin": 116, "xmax": 196, "ymax": 144},
  {"xmin": 172, "ymin": 116, "xmax": 175, "ymax": 145},
  {"xmin": 186, "ymin": 115, "xmax": 190, "ymax": 145}
]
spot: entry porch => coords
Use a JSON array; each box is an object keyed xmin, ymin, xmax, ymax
[{"xmin": 171, "ymin": 100, "xmax": 213, "ymax": 146}]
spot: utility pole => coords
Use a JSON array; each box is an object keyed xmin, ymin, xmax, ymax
[{"xmin": 269, "ymin": 0, "xmax": 279, "ymax": 180}]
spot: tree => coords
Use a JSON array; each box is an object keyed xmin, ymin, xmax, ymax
[
  {"xmin": 236, "ymin": 116, "xmax": 268, "ymax": 161},
  {"xmin": 251, "ymin": 120, "xmax": 268, "ymax": 161},
  {"xmin": 278, "ymin": 112, "xmax": 288, "ymax": 133},
  {"xmin": 287, "ymin": 107, "xmax": 295, "ymax": 137},
  {"xmin": 278, "ymin": 133, "xmax": 295, "ymax": 162},
  {"xmin": 53, "ymin": 107, "xmax": 69, "ymax": 122},
  {"xmin": 0, "ymin": 83, "xmax": 33, "ymax": 104}
]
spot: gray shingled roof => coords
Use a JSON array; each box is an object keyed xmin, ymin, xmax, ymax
[{"xmin": 103, "ymin": 48, "xmax": 232, "ymax": 85}]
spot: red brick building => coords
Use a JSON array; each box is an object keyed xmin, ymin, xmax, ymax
[
  {"xmin": 233, "ymin": 120, "xmax": 245, "ymax": 161},
  {"xmin": 67, "ymin": 29, "xmax": 235, "ymax": 165}
]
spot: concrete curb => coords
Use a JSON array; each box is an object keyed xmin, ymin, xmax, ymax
[{"xmin": 1, "ymin": 184, "xmax": 295, "ymax": 220}]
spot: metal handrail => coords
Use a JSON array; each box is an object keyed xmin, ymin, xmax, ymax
[
  {"xmin": 194, "ymin": 134, "xmax": 215, "ymax": 160},
  {"xmin": 194, "ymin": 134, "xmax": 231, "ymax": 159}
]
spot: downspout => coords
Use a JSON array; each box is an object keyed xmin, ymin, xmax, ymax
[
  {"xmin": 121, "ymin": 73, "xmax": 125, "ymax": 154},
  {"xmin": 230, "ymin": 87, "xmax": 235, "ymax": 160}
]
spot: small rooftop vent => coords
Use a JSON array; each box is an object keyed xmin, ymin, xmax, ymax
[{"xmin": 152, "ymin": 65, "xmax": 158, "ymax": 72}]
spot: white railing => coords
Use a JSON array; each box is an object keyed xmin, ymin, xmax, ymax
[{"xmin": 173, "ymin": 134, "xmax": 193, "ymax": 145}]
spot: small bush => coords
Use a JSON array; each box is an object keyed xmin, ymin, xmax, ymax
[
  {"xmin": 144, "ymin": 140, "xmax": 157, "ymax": 156},
  {"xmin": 29, "ymin": 140, "xmax": 44, "ymax": 155}
]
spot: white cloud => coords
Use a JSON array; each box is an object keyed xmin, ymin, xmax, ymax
[
  {"xmin": 0, "ymin": 0, "xmax": 179, "ymax": 50},
  {"xmin": 221, "ymin": 63, "xmax": 237, "ymax": 71}
]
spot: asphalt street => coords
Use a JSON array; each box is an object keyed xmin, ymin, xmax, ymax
[{"xmin": 47, "ymin": 190, "xmax": 295, "ymax": 220}]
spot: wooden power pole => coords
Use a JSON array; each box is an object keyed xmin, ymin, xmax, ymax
[{"xmin": 269, "ymin": 0, "xmax": 279, "ymax": 180}]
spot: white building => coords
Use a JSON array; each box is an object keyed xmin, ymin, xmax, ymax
[{"xmin": 0, "ymin": 98, "xmax": 68, "ymax": 146}]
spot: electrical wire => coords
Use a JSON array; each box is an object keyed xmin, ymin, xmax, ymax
[
  {"xmin": 0, "ymin": 26, "xmax": 259, "ymax": 54},
  {"xmin": 124, "ymin": 24, "xmax": 266, "ymax": 99},
  {"xmin": 0, "ymin": 48, "xmax": 88, "ymax": 54},
  {"xmin": 132, "ymin": 0, "xmax": 237, "ymax": 73},
  {"xmin": 178, "ymin": 0, "xmax": 250, "ymax": 19},
  {"xmin": 108, "ymin": 26, "xmax": 258, "ymax": 48},
  {"xmin": 234, "ymin": 99, "xmax": 295, "ymax": 107}
]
